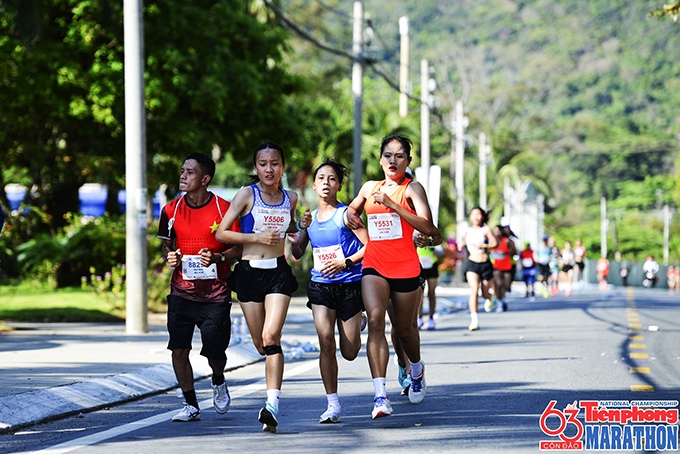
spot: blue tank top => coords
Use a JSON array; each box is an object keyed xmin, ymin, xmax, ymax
[
  {"xmin": 240, "ymin": 184, "xmax": 292, "ymax": 237},
  {"xmin": 538, "ymin": 244, "xmax": 551, "ymax": 265},
  {"xmin": 307, "ymin": 204, "xmax": 362, "ymax": 284}
]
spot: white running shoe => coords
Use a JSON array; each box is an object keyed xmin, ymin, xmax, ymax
[
  {"xmin": 319, "ymin": 404, "xmax": 341, "ymax": 423},
  {"xmin": 427, "ymin": 318, "xmax": 436, "ymax": 330},
  {"xmin": 484, "ymin": 298, "xmax": 494, "ymax": 313},
  {"xmin": 408, "ymin": 362, "xmax": 427, "ymax": 404},
  {"xmin": 172, "ymin": 403, "xmax": 200, "ymax": 422},
  {"xmin": 417, "ymin": 317, "xmax": 424, "ymax": 329},
  {"xmin": 212, "ymin": 382, "xmax": 230, "ymax": 414},
  {"xmin": 361, "ymin": 312, "xmax": 368, "ymax": 332},
  {"xmin": 469, "ymin": 319, "xmax": 480, "ymax": 331},
  {"xmin": 371, "ymin": 396, "xmax": 392, "ymax": 419}
]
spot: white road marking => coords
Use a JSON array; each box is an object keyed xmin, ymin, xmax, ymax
[{"xmin": 29, "ymin": 360, "xmax": 318, "ymax": 454}]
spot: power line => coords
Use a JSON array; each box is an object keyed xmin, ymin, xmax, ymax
[
  {"xmin": 262, "ymin": 0, "xmax": 422, "ymax": 104},
  {"xmin": 312, "ymin": 0, "xmax": 353, "ymax": 20}
]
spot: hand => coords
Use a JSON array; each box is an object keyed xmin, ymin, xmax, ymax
[
  {"xmin": 199, "ymin": 247, "xmax": 215, "ymax": 267},
  {"xmin": 167, "ymin": 249, "xmax": 181, "ymax": 267},
  {"xmin": 298, "ymin": 209, "xmax": 312, "ymax": 229},
  {"xmin": 346, "ymin": 214, "xmax": 365, "ymax": 230},
  {"xmin": 414, "ymin": 233, "xmax": 430, "ymax": 248},
  {"xmin": 371, "ymin": 191, "xmax": 396, "ymax": 210},
  {"xmin": 257, "ymin": 230, "xmax": 282, "ymax": 246},
  {"xmin": 319, "ymin": 258, "xmax": 346, "ymax": 279}
]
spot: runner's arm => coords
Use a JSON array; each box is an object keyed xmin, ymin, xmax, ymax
[{"xmin": 484, "ymin": 226, "xmax": 499, "ymax": 249}]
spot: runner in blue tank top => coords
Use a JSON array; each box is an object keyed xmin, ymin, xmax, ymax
[{"xmin": 291, "ymin": 158, "xmax": 367, "ymax": 424}]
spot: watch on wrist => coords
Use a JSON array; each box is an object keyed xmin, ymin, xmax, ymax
[
  {"xmin": 219, "ymin": 253, "xmax": 226, "ymax": 263},
  {"xmin": 345, "ymin": 258, "xmax": 353, "ymax": 269}
]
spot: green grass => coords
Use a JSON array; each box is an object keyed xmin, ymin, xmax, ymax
[{"xmin": 0, "ymin": 282, "xmax": 124, "ymax": 323}]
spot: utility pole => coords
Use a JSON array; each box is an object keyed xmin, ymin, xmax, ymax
[
  {"xmin": 124, "ymin": 0, "xmax": 148, "ymax": 334},
  {"xmin": 663, "ymin": 204, "xmax": 670, "ymax": 266},
  {"xmin": 479, "ymin": 132, "xmax": 487, "ymax": 210},
  {"xmin": 420, "ymin": 59, "xmax": 430, "ymax": 197},
  {"xmin": 600, "ymin": 197, "xmax": 607, "ymax": 259},
  {"xmin": 352, "ymin": 1, "xmax": 363, "ymax": 197},
  {"xmin": 455, "ymin": 101, "xmax": 468, "ymax": 243},
  {"xmin": 399, "ymin": 16, "xmax": 409, "ymax": 118}
]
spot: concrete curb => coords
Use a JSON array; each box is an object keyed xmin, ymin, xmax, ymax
[{"xmin": 0, "ymin": 342, "xmax": 263, "ymax": 434}]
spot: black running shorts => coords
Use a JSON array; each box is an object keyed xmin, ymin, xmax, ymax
[
  {"xmin": 166, "ymin": 295, "xmax": 232, "ymax": 360},
  {"xmin": 227, "ymin": 256, "xmax": 298, "ymax": 302},
  {"xmin": 362, "ymin": 267, "xmax": 420, "ymax": 293},
  {"xmin": 466, "ymin": 259, "xmax": 494, "ymax": 282},
  {"xmin": 306, "ymin": 279, "xmax": 364, "ymax": 321},
  {"xmin": 421, "ymin": 265, "xmax": 439, "ymax": 280}
]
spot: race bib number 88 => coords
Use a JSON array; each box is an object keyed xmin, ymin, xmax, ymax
[{"xmin": 181, "ymin": 255, "xmax": 217, "ymax": 280}]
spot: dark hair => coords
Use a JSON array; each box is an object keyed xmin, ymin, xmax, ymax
[
  {"xmin": 184, "ymin": 152, "xmax": 215, "ymax": 185},
  {"xmin": 470, "ymin": 206, "xmax": 489, "ymax": 225},
  {"xmin": 250, "ymin": 141, "xmax": 286, "ymax": 184},
  {"xmin": 498, "ymin": 224, "xmax": 517, "ymax": 239},
  {"xmin": 313, "ymin": 158, "xmax": 347, "ymax": 185},
  {"xmin": 380, "ymin": 134, "xmax": 413, "ymax": 157}
]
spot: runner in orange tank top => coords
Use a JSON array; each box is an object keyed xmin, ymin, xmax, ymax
[{"xmin": 346, "ymin": 135, "xmax": 438, "ymax": 419}]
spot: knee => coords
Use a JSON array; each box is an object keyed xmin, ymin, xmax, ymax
[
  {"xmin": 262, "ymin": 332, "xmax": 281, "ymax": 347},
  {"xmin": 367, "ymin": 316, "xmax": 385, "ymax": 334},
  {"xmin": 171, "ymin": 348, "xmax": 190, "ymax": 361},
  {"xmin": 317, "ymin": 333, "xmax": 336, "ymax": 354},
  {"xmin": 340, "ymin": 346, "xmax": 359, "ymax": 361}
]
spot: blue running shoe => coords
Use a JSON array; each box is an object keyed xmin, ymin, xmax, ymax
[
  {"xmin": 398, "ymin": 362, "xmax": 411, "ymax": 396},
  {"xmin": 259, "ymin": 402, "xmax": 279, "ymax": 433}
]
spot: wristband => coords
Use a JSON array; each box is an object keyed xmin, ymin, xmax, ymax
[{"xmin": 296, "ymin": 219, "xmax": 306, "ymax": 232}]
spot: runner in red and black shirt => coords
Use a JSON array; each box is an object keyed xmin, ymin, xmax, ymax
[{"xmin": 158, "ymin": 152, "xmax": 242, "ymax": 423}]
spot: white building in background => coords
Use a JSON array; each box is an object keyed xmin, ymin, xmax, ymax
[{"xmin": 503, "ymin": 178, "xmax": 545, "ymax": 249}]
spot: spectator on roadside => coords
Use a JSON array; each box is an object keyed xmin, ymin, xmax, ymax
[{"xmin": 620, "ymin": 261, "xmax": 629, "ymax": 287}]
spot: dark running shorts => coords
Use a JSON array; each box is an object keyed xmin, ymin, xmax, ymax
[
  {"xmin": 575, "ymin": 261, "xmax": 585, "ymax": 271},
  {"xmin": 227, "ymin": 256, "xmax": 298, "ymax": 302},
  {"xmin": 421, "ymin": 265, "xmax": 439, "ymax": 280},
  {"xmin": 166, "ymin": 294, "xmax": 232, "ymax": 360},
  {"xmin": 362, "ymin": 267, "xmax": 420, "ymax": 293},
  {"xmin": 306, "ymin": 280, "xmax": 364, "ymax": 321},
  {"xmin": 537, "ymin": 263, "xmax": 550, "ymax": 278},
  {"xmin": 562, "ymin": 264, "xmax": 574, "ymax": 273},
  {"xmin": 466, "ymin": 259, "xmax": 494, "ymax": 281}
]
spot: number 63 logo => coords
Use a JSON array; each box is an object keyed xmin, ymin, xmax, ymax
[{"xmin": 540, "ymin": 401, "xmax": 584, "ymax": 442}]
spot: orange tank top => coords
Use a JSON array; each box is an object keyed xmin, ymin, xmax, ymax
[{"xmin": 362, "ymin": 179, "xmax": 420, "ymax": 279}]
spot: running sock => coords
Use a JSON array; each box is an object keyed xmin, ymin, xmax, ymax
[
  {"xmin": 326, "ymin": 393, "xmax": 340, "ymax": 408},
  {"xmin": 409, "ymin": 360, "xmax": 423, "ymax": 378},
  {"xmin": 373, "ymin": 377, "xmax": 387, "ymax": 398},
  {"xmin": 212, "ymin": 374, "xmax": 225, "ymax": 386},
  {"xmin": 266, "ymin": 388, "xmax": 281, "ymax": 411},
  {"xmin": 470, "ymin": 312, "xmax": 479, "ymax": 324},
  {"xmin": 183, "ymin": 389, "xmax": 199, "ymax": 409}
]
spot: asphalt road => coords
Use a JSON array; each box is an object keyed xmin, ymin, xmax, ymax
[{"xmin": 2, "ymin": 286, "xmax": 678, "ymax": 453}]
